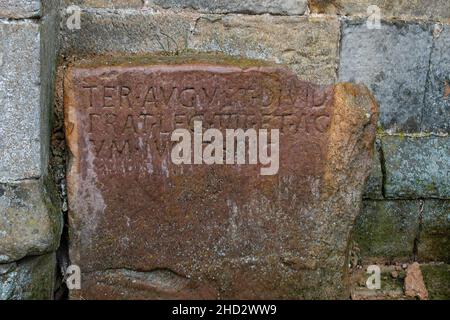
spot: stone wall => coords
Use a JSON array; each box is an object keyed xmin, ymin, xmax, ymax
[
  {"xmin": 0, "ymin": 0, "xmax": 62, "ymax": 299},
  {"xmin": 0, "ymin": 0, "xmax": 448, "ymax": 299},
  {"xmin": 59, "ymin": 0, "xmax": 449, "ymax": 265}
]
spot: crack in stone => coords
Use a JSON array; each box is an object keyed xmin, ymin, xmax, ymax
[{"xmin": 413, "ymin": 200, "xmax": 425, "ymax": 261}]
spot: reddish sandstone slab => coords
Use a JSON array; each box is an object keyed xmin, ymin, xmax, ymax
[{"xmin": 65, "ymin": 55, "xmax": 378, "ymax": 299}]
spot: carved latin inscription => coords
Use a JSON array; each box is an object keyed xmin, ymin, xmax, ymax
[
  {"xmin": 64, "ymin": 59, "xmax": 378, "ymax": 300},
  {"xmin": 68, "ymin": 65, "xmax": 332, "ymax": 176}
]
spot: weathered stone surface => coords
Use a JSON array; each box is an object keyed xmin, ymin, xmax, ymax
[
  {"xmin": 310, "ymin": 0, "xmax": 450, "ymax": 21},
  {"xmin": 61, "ymin": 10, "xmax": 340, "ymax": 85},
  {"xmin": 418, "ymin": 201, "xmax": 450, "ymax": 263},
  {"xmin": 421, "ymin": 264, "xmax": 450, "ymax": 300},
  {"xmin": 40, "ymin": 0, "xmax": 63, "ymax": 179},
  {"xmin": 0, "ymin": 21, "xmax": 41, "ymax": 182},
  {"xmin": 190, "ymin": 15, "xmax": 340, "ymax": 85},
  {"xmin": 150, "ymin": 0, "xmax": 307, "ymax": 15},
  {"xmin": 339, "ymin": 21, "xmax": 432, "ymax": 132},
  {"xmin": 65, "ymin": 0, "xmax": 308, "ymax": 14},
  {"xmin": 0, "ymin": 180, "xmax": 62, "ymax": 263},
  {"xmin": 363, "ymin": 139, "xmax": 383, "ymax": 199},
  {"xmin": 405, "ymin": 262, "xmax": 428, "ymax": 300},
  {"xmin": 65, "ymin": 55, "xmax": 377, "ymax": 299},
  {"xmin": 0, "ymin": 0, "xmax": 40, "ymax": 18},
  {"xmin": 350, "ymin": 265, "xmax": 406, "ymax": 300},
  {"xmin": 353, "ymin": 201, "xmax": 420, "ymax": 262},
  {"xmin": 61, "ymin": 9, "xmax": 195, "ymax": 55},
  {"xmin": 382, "ymin": 136, "xmax": 449, "ymax": 199},
  {"xmin": 0, "ymin": 253, "xmax": 55, "ymax": 300},
  {"xmin": 423, "ymin": 26, "xmax": 450, "ymax": 133},
  {"xmin": 64, "ymin": 0, "xmax": 143, "ymax": 8}
]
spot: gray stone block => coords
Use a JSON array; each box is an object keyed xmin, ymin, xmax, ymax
[
  {"xmin": 189, "ymin": 15, "xmax": 340, "ymax": 85},
  {"xmin": 64, "ymin": 0, "xmax": 307, "ymax": 14},
  {"xmin": 382, "ymin": 135, "xmax": 450, "ymax": 199},
  {"xmin": 353, "ymin": 200, "xmax": 420, "ymax": 262},
  {"xmin": 61, "ymin": 9, "xmax": 194, "ymax": 55},
  {"xmin": 64, "ymin": 0, "xmax": 143, "ymax": 8},
  {"xmin": 150, "ymin": 0, "xmax": 307, "ymax": 15},
  {"xmin": 423, "ymin": 25, "xmax": 450, "ymax": 133},
  {"xmin": 0, "ymin": 0, "xmax": 40, "ymax": 18},
  {"xmin": 0, "ymin": 180, "xmax": 62, "ymax": 263},
  {"xmin": 418, "ymin": 200, "xmax": 450, "ymax": 263},
  {"xmin": 61, "ymin": 10, "xmax": 340, "ymax": 85},
  {"xmin": 339, "ymin": 21, "xmax": 433, "ymax": 132},
  {"xmin": 0, "ymin": 253, "xmax": 55, "ymax": 300},
  {"xmin": 310, "ymin": 0, "xmax": 450, "ymax": 21},
  {"xmin": 0, "ymin": 21, "xmax": 41, "ymax": 182}
]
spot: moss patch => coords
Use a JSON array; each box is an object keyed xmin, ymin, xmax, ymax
[
  {"xmin": 70, "ymin": 52, "xmax": 277, "ymax": 70},
  {"xmin": 421, "ymin": 264, "xmax": 450, "ymax": 300}
]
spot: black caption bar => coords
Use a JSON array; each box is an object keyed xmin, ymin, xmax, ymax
[{"xmin": 0, "ymin": 300, "xmax": 443, "ymax": 319}]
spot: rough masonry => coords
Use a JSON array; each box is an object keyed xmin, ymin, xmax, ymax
[
  {"xmin": 0, "ymin": 0, "xmax": 62, "ymax": 299},
  {"xmin": 1, "ymin": 0, "xmax": 449, "ymax": 300}
]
